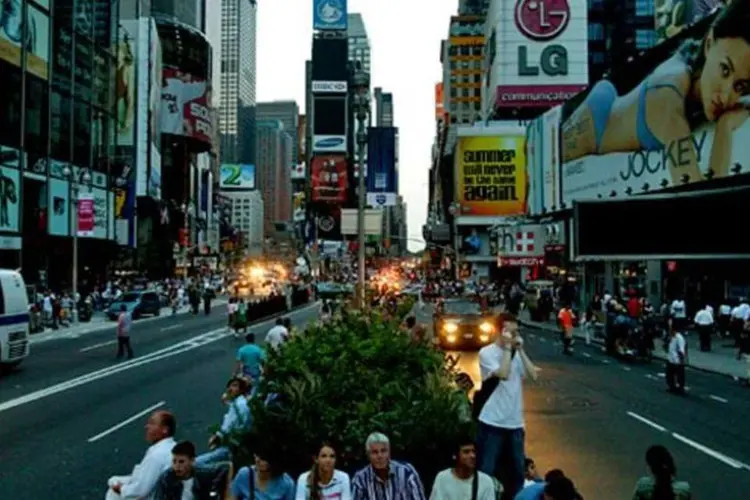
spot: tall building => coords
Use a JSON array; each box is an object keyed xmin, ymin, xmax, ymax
[
  {"xmin": 152, "ymin": 0, "xmax": 206, "ymax": 30},
  {"xmin": 441, "ymin": 14, "xmax": 485, "ymax": 125},
  {"xmin": 347, "ymin": 13, "xmax": 370, "ymax": 73},
  {"xmin": 373, "ymin": 88, "xmax": 393, "ymax": 127},
  {"xmin": 224, "ymin": 190, "xmax": 264, "ymax": 255},
  {"xmin": 257, "ymin": 101, "xmax": 300, "ymax": 172},
  {"xmin": 256, "ymin": 121, "xmax": 293, "ymax": 234},
  {"xmin": 219, "ymin": 0, "xmax": 257, "ymax": 165}
]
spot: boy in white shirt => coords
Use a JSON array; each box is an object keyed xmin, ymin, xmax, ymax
[
  {"xmin": 666, "ymin": 326, "xmax": 687, "ymax": 395},
  {"xmin": 430, "ymin": 437, "xmax": 502, "ymax": 500}
]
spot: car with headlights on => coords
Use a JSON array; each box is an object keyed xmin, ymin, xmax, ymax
[{"xmin": 433, "ymin": 298, "xmax": 498, "ymax": 350}]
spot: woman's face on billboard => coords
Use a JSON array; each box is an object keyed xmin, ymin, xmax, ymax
[{"xmin": 701, "ymin": 34, "xmax": 750, "ymax": 121}]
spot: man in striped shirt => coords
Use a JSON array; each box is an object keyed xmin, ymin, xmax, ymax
[{"xmin": 351, "ymin": 432, "xmax": 426, "ymax": 500}]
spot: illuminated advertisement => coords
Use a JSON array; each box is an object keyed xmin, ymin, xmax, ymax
[
  {"xmin": 526, "ymin": 105, "xmax": 562, "ymax": 214},
  {"xmin": 0, "ymin": 165, "xmax": 20, "ymax": 233},
  {"xmin": 435, "ymin": 82, "xmax": 444, "ymax": 119},
  {"xmin": 161, "ymin": 68, "xmax": 212, "ymax": 146},
  {"xmin": 48, "ymin": 177, "xmax": 70, "ymax": 236},
  {"xmin": 313, "ymin": 0, "xmax": 348, "ymax": 31},
  {"xmin": 0, "ymin": 3, "xmax": 49, "ymax": 80},
  {"xmin": 219, "ymin": 164, "xmax": 256, "ymax": 190},
  {"xmin": 311, "ymin": 156, "xmax": 348, "ymax": 202},
  {"xmin": 454, "ymin": 135, "xmax": 527, "ymax": 216},
  {"xmin": 487, "ymin": 0, "xmax": 588, "ymax": 108},
  {"xmin": 116, "ymin": 20, "xmax": 138, "ymax": 148},
  {"xmin": 559, "ymin": 3, "xmax": 750, "ymax": 205}
]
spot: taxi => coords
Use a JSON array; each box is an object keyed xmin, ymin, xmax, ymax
[{"xmin": 433, "ymin": 297, "xmax": 499, "ymax": 350}]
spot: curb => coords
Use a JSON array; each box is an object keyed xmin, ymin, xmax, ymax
[{"xmin": 519, "ymin": 319, "xmax": 743, "ymax": 381}]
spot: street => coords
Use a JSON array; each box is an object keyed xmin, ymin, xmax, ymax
[
  {"xmin": 1, "ymin": 302, "xmax": 747, "ymax": 499},
  {"xmin": 0, "ymin": 303, "xmax": 320, "ymax": 500},
  {"xmin": 414, "ymin": 305, "xmax": 750, "ymax": 498}
]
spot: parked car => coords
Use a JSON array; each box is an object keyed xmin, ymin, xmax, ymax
[
  {"xmin": 433, "ymin": 298, "xmax": 499, "ymax": 350},
  {"xmin": 107, "ymin": 290, "xmax": 162, "ymax": 320}
]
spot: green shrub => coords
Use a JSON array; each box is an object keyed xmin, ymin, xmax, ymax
[{"xmin": 238, "ymin": 310, "xmax": 472, "ymax": 487}]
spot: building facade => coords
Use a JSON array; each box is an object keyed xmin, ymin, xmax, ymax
[
  {"xmin": 224, "ymin": 189, "xmax": 264, "ymax": 255},
  {"xmin": 256, "ymin": 121, "xmax": 293, "ymax": 235},
  {"xmin": 347, "ymin": 13, "xmax": 370, "ymax": 74},
  {"xmin": 219, "ymin": 0, "xmax": 257, "ymax": 165},
  {"xmin": 257, "ymin": 101, "xmax": 300, "ymax": 173}
]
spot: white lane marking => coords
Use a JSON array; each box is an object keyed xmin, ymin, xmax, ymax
[
  {"xmin": 582, "ymin": 352, "xmax": 591, "ymax": 358},
  {"xmin": 601, "ymin": 359, "xmax": 610, "ymax": 364},
  {"xmin": 656, "ymin": 373, "xmax": 666, "ymax": 378},
  {"xmin": 622, "ymin": 366, "xmax": 632, "ymax": 371},
  {"xmin": 626, "ymin": 411, "xmax": 667, "ymax": 432},
  {"xmin": 671, "ymin": 433, "xmax": 750, "ymax": 470},
  {"xmin": 160, "ymin": 324, "xmax": 182, "ymax": 332},
  {"xmin": 0, "ymin": 304, "xmax": 318, "ymax": 413},
  {"xmin": 80, "ymin": 340, "xmax": 118, "ymax": 353},
  {"xmin": 645, "ymin": 374, "xmax": 658, "ymax": 381},
  {"xmin": 87, "ymin": 401, "xmax": 166, "ymax": 443},
  {"xmin": 709, "ymin": 395, "xmax": 728, "ymax": 403}
]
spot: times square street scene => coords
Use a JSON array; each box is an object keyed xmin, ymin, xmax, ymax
[{"xmin": 1, "ymin": 0, "xmax": 750, "ymax": 499}]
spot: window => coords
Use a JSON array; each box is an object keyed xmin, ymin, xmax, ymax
[
  {"xmin": 51, "ymin": 89, "xmax": 72, "ymax": 161},
  {"xmin": 635, "ymin": 0, "xmax": 654, "ymax": 17},
  {"xmin": 74, "ymin": 37, "xmax": 94, "ymax": 102},
  {"xmin": 27, "ymin": 6, "xmax": 50, "ymax": 80},
  {"xmin": 588, "ymin": 23, "xmax": 604, "ymax": 41},
  {"xmin": 312, "ymin": 98, "xmax": 345, "ymax": 135},
  {"xmin": 52, "ymin": 20, "xmax": 73, "ymax": 92},
  {"xmin": 93, "ymin": 49, "xmax": 111, "ymax": 109},
  {"xmin": 635, "ymin": 29, "xmax": 656, "ymax": 50},
  {"xmin": 25, "ymin": 76, "xmax": 49, "ymax": 157},
  {"xmin": 0, "ymin": 60, "xmax": 22, "ymax": 149},
  {"xmin": 74, "ymin": 0, "xmax": 93, "ymax": 38},
  {"xmin": 73, "ymin": 99, "xmax": 91, "ymax": 167}
]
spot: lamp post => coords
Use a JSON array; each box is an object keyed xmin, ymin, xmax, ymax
[
  {"xmin": 181, "ymin": 201, "xmax": 195, "ymax": 269},
  {"xmin": 63, "ymin": 165, "xmax": 92, "ymax": 324},
  {"xmin": 352, "ymin": 69, "xmax": 370, "ymax": 310}
]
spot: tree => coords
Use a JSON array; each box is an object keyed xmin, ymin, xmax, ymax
[{"xmin": 237, "ymin": 309, "xmax": 473, "ymax": 487}]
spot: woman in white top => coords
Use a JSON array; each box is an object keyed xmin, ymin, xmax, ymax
[{"xmin": 295, "ymin": 442, "xmax": 351, "ymax": 500}]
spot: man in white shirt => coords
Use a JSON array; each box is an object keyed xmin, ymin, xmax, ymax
[
  {"xmin": 476, "ymin": 315, "xmax": 539, "ymax": 498},
  {"xmin": 694, "ymin": 306, "xmax": 714, "ymax": 352},
  {"xmin": 731, "ymin": 301, "xmax": 750, "ymax": 346},
  {"xmin": 430, "ymin": 437, "xmax": 502, "ymax": 500},
  {"xmin": 669, "ymin": 296, "xmax": 687, "ymax": 332},
  {"xmin": 718, "ymin": 302, "xmax": 732, "ymax": 337},
  {"xmin": 266, "ymin": 318, "xmax": 289, "ymax": 351},
  {"xmin": 105, "ymin": 411, "xmax": 177, "ymax": 499},
  {"xmin": 666, "ymin": 328, "xmax": 687, "ymax": 395}
]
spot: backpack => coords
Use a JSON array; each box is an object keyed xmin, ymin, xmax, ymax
[{"xmin": 472, "ymin": 375, "xmax": 500, "ymax": 420}]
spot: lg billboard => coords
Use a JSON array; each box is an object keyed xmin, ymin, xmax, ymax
[{"xmin": 485, "ymin": 0, "xmax": 589, "ymax": 108}]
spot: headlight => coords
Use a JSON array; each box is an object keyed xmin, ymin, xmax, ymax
[
  {"xmin": 446, "ymin": 335, "xmax": 457, "ymax": 343},
  {"xmin": 479, "ymin": 334, "xmax": 490, "ymax": 343},
  {"xmin": 480, "ymin": 322, "xmax": 494, "ymax": 333},
  {"xmin": 443, "ymin": 322, "xmax": 458, "ymax": 333}
]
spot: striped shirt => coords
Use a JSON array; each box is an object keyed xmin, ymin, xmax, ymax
[{"xmin": 351, "ymin": 461, "xmax": 426, "ymax": 500}]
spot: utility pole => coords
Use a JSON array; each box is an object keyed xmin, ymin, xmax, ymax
[{"xmin": 352, "ymin": 68, "xmax": 370, "ymax": 310}]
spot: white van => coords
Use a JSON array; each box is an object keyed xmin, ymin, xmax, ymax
[{"xmin": 0, "ymin": 269, "xmax": 30, "ymax": 370}]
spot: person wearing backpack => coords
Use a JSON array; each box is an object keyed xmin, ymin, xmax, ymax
[
  {"xmin": 474, "ymin": 314, "xmax": 539, "ymax": 500},
  {"xmin": 430, "ymin": 436, "xmax": 502, "ymax": 499}
]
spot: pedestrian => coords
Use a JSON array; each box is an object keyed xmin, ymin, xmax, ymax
[
  {"xmin": 557, "ymin": 305, "xmax": 575, "ymax": 355},
  {"xmin": 693, "ymin": 305, "xmax": 714, "ymax": 352},
  {"xmin": 236, "ymin": 332, "xmax": 265, "ymax": 395},
  {"xmin": 116, "ymin": 304, "xmax": 134, "ymax": 360},
  {"xmin": 475, "ymin": 314, "xmax": 539, "ymax": 499},
  {"xmin": 665, "ymin": 322, "xmax": 687, "ymax": 395},
  {"xmin": 429, "ymin": 436, "xmax": 502, "ymax": 500},
  {"xmin": 632, "ymin": 445, "xmax": 690, "ymax": 499},
  {"xmin": 230, "ymin": 447, "xmax": 295, "ymax": 499},
  {"xmin": 351, "ymin": 432, "xmax": 426, "ymax": 500},
  {"xmin": 295, "ymin": 442, "xmax": 351, "ymax": 500},
  {"xmin": 738, "ymin": 320, "xmax": 750, "ymax": 387}
]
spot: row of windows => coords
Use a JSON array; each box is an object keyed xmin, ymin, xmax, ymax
[
  {"xmin": 449, "ymin": 60, "xmax": 482, "ymax": 71},
  {"xmin": 448, "ymin": 45, "xmax": 483, "ymax": 57},
  {"xmin": 449, "ymin": 87, "xmax": 480, "ymax": 98},
  {"xmin": 450, "ymin": 73, "xmax": 482, "ymax": 84}
]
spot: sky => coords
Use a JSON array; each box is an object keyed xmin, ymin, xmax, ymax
[{"xmin": 210, "ymin": 0, "xmax": 458, "ymax": 252}]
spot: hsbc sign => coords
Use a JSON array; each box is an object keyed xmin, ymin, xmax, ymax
[{"xmin": 312, "ymin": 81, "xmax": 348, "ymax": 93}]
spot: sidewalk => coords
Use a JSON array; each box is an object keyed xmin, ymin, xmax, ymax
[
  {"xmin": 30, "ymin": 298, "xmax": 229, "ymax": 344},
  {"xmin": 519, "ymin": 311, "xmax": 748, "ymax": 380}
]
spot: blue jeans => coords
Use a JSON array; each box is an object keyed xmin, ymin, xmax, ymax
[
  {"xmin": 195, "ymin": 446, "xmax": 231, "ymax": 466},
  {"xmin": 476, "ymin": 422, "xmax": 525, "ymax": 499}
]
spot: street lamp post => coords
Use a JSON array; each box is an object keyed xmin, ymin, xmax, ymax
[
  {"xmin": 63, "ymin": 166, "xmax": 92, "ymax": 324},
  {"xmin": 352, "ymin": 69, "xmax": 370, "ymax": 310}
]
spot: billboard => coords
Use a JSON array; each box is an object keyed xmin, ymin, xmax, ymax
[
  {"xmin": 161, "ymin": 68, "xmax": 212, "ymax": 146},
  {"xmin": 526, "ymin": 105, "xmax": 562, "ymax": 214},
  {"xmin": 435, "ymin": 83, "xmax": 445, "ymax": 119},
  {"xmin": 313, "ymin": 135, "xmax": 346, "ymax": 153},
  {"xmin": 313, "ymin": 0, "xmax": 348, "ymax": 31},
  {"xmin": 0, "ymin": 3, "xmax": 49, "ymax": 80},
  {"xmin": 148, "ymin": 19, "xmax": 163, "ymax": 198},
  {"xmin": 220, "ymin": 164, "xmax": 256, "ymax": 190},
  {"xmin": 558, "ymin": 4, "xmax": 750, "ymax": 206},
  {"xmin": 116, "ymin": 20, "xmax": 138, "ymax": 148},
  {"xmin": 574, "ymin": 187, "xmax": 750, "ymax": 259},
  {"xmin": 367, "ymin": 127, "xmax": 397, "ymax": 193},
  {"xmin": 311, "ymin": 156, "xmax": 348, "ymax": 202},
  {"xmin": 489, "ymin": 0, "xmax": 588, "ymax": 108},
  {"xmin": 312, "ymin": 81, "xmax": 347, "ymax": 93},
  {"xmin": 454, "ymin": 135, "xmax": 527, "ymax": 216},
  {"xmin": 48, "ymin": 177, "xmax": 70, "ymax": 236}
]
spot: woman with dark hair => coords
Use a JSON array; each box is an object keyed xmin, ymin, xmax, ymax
[
  {"xmin": 562, "ymin": 1, "xmax": 750, "ymax": 184},
  {"xmin": 294, "ymin": 442, "xmax": 351, "ymax": 499},
  {"xmin": 230, "ymin": 450, "xmax": 295, "ymax": 500},
  {"xmin": 632, "ymin": 445, "xmax": 691, "ymax": 499}
]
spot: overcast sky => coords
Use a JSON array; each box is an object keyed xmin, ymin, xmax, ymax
[{"xmin": 207, "ymin": 0, "xmax": 457, "ymax": 251}]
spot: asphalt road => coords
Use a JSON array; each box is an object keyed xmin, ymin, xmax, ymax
[
  {"xmin": 0, "ymin": 302, "xmax": 320, "ymax": 500},
  {"xmin": 412, "ymin": 304, "xmax": 750, "ymax": 498}
]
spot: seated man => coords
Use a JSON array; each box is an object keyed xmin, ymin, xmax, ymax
[
  {"xmin": 195, "ymin": 377, "xmax": 252, "ymax": 466},
  {"xmin": 152, "ymin": 440, "xmax": 230, "ymax": 499},
  {"xmin": 105, "ymin": 411, "xmax": 177, "ymax": 499}
]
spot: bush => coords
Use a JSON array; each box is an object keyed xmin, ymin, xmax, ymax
[{"xmin": 238, "ymin": 310, "xmax": 472, "ymax": 488}]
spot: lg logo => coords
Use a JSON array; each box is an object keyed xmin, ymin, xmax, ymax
[{"xmin": 515, "ymin": 0, "xmax": 571, "ymax": 77}]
